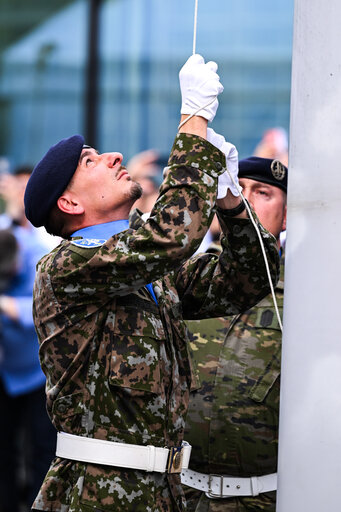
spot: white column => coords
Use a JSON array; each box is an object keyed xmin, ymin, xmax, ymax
[{"xmin": 277, "ymin": 1, "xmax": 341, "ymax": 510}]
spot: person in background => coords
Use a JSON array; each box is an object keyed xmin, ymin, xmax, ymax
[
  {"xmin": 23, "ymin": 55, "xmax": 279, "ymax": 512},
  {"xmin": 0, "ymin": 229, "xmax": 17, "ymax": 294},
  {"xmin": 253, "ymin": 127, "xmax": 289, "ymax": 167},
  {"xmin": 0, "ymin": 167, "xmax": 57, "ymax": 512},
  {"xmin": 0, "ymin": 165, "xmax": 59, "ymax": 251},
  {"xmin": 182, "ymin": 156, "xmax": 287, "ymax": 512},
  {"xmin": 0, "ymin": 224, "xmax": 57, "ymax": 512}
]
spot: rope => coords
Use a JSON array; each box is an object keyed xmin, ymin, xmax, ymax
[{"xmin": 193, "ymin": 0, "xmax": 199, "ymax": 55}]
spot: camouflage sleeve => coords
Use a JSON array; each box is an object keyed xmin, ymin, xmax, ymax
[
  {"xmin": 176, "ymin": 205, "xmax": 280, "ymax": 319},
  {"xmin": 40, "ymin": 134, "xmax": 227, "ymax": 304}
]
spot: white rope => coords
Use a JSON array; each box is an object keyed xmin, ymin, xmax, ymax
[{"xmin": 193, "ymin": 0, "xmax": 199, "ymax": 55}]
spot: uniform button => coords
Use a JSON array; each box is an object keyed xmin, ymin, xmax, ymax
[
  {"xmin": 215, "ymin": 161, "xmax": 223, "ymax": 170},
  {"xmin": 57, "ymin": 404, "xmax": 67, "ymax": 413}
]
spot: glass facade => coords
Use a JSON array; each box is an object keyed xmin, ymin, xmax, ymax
[{"xmin": 0, "ymin": 0, "xmax": 294, "ymax": 170}]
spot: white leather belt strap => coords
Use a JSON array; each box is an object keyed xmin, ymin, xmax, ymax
[
  {"xmin": 181, "ymin": 468, "xmax": 277, "ymax": 498},
  {"xmin": 56, "ymin": 432, "xmax": 191, "ymax": 473}
]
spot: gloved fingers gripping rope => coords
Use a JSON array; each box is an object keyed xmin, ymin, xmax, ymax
[{"xmin": 178, "ymin": 54, "xmax": 223, "ymax": 128}]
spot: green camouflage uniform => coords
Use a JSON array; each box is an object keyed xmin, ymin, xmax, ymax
[
  {"xmin": 183, "ymin": 253, "xmax": 284, "ymax": 512},
  {"xmin": 31, "ymin": 134, "xmax": 279, "ymax": 512}
]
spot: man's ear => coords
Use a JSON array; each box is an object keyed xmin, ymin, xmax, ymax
[{"xmin": 57, "ymin": 194, "xmax": 84, "ymax": 215}]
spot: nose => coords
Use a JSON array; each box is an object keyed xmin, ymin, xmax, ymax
[
  {"xmin": 102, "ymin": 152, "xmax": 123, "ymax": 167},
  {"xmin": 242, "ymin": 189, "xmax": 250, "ymax": 201}
]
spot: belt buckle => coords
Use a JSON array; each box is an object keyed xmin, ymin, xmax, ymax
[
  {"xmin": 167, "ymin": 446, "xmax": 183, "ymax": 474},
  {"xmin": 207, "ymin": 474, "xmax": 224, "ymax": 498}
]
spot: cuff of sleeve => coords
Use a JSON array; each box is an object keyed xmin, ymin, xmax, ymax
[
  {"xmin": 217, "ymin": 200, "xmax": 246, "ymax": 217},
  {"xmin": 216, "ymin": 199, "xmax": 256, "ymax": 228},
  {"xmin": 168, "ymin": 133, "xmax": 226, "ymax": 179}
]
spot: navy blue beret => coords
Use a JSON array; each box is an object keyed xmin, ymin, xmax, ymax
[
  {"xmin": 238, "ymin": 156, "xmax": 288, "ymax": 193},
  {"xmin": 24, "ymin": 135, "xmax": 85, "ymax": 227}
]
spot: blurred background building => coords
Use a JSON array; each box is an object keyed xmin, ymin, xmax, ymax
[{"xmin": 0, "ymin": 0, "xmax": 294, "ymax": 169}]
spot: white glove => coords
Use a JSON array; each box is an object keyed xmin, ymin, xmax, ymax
[
  {"xmin": 179, "ymin": 54, "xmax": 224, "ymax": 122},
  {"xmin": 206, "ymin": 128, "xmax": 241, "ymax": 199}
]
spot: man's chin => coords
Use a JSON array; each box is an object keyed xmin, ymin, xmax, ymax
[{"xmin": 129, "ymin": 181, "xmax": 143, "ymax": 201}]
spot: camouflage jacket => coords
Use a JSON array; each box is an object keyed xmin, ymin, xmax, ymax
[
  {"xmin": 183, "ymin": 255, "xmax": 284, "ymax": 512},
  {"xmin": 31, "ymin": 134, "xmax": 279, "ymax": 512}
]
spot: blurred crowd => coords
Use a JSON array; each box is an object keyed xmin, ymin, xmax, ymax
[{"xmin": 0, "ymin": 166, "xmax": 58, "ymax": 512}]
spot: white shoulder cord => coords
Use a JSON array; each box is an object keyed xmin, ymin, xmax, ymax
[{"xmin": 179, "ymin": 0, "xmax": 283, "ymax": 332}]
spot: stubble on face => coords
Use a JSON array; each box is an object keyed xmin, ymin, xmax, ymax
[
  {"xmin": 128, "ymin": 181, "xmax": 143, "ymax": 202},
  {"xmin": 113, "ymin": 164, "xmax": 143, "ymax": 204}
]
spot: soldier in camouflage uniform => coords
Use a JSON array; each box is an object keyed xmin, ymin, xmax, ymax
[
  {"xmin": 182, "ymin": 156, "xmax": 287, "ymax": 512},
  {"xmin": 23, "ymin": 56, "xmax": 279, "ymax": 512}
]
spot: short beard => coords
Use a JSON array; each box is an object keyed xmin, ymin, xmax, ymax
[{"xmin": 128, "ymin": 181, "xmax": 143, "ymax": 201}]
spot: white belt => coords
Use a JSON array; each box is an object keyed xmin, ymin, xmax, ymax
[
  {"xmin": 56, "ymin": 432, "xmax": 191, "ymax": 474},
  {"xmin": 181, "ymin": 468, "xmax": 277, "ymax": 498}
]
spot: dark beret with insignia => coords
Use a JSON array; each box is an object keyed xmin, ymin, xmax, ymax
[
  {"xmin": 238, "ymin": 156, "xmax": 288, "ymax": 193},
  {"xmin": 24, "ymin": 135, "xmax": 85, "ymax": 227}
]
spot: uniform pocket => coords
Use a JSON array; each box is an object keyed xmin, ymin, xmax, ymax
[
  {"xmin": 109, "ymin": 298, "xmax": 165, "ymax": 395},
  {"xmin": 248, "ymin": 306, "xmax": 282, "ymax": 403},
  {"xmin": 52, "ymin": 392, "xmax": 84, "ymax": 432}
]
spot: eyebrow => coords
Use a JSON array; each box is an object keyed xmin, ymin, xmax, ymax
[
  {"xmin": 254, "ymin": 182, "xmax": 272, "ymax": 189},
  {"xmin": 79, "ymin": 149, "xmax": 99, "ymax": 165},
  {"xmin": 242, "ymin": 181, "xmax": 272, "ymax": 190}
]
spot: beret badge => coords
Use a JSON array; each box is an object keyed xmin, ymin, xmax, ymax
[{"xmin": 271, "ymin": 160, "xmax": 286, "ymax": 181}]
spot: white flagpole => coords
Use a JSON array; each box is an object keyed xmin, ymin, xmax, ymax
[{"xmin": 277, "ymin": 0, "xmax": 341, "ymax": 509}]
